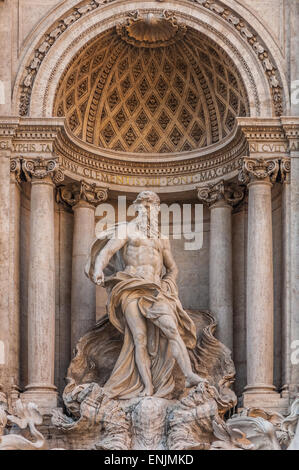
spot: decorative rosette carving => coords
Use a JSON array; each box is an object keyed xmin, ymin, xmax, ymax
[
  {"xmin": 197, "ymin": 180, "xmax": 244, "ymax": 207},
  {"xmin": 239, "ymin": 157, "xmax": 279, "ymax": 184}
]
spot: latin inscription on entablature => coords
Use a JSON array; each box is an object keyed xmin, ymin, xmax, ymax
[
  {"xmin": 0, "ymin": 140, "xmax": 53, "ymax": 154},
  {"xmin": 12, "ymin": 142, "xmax": 53, "ymax": 154},
  {"xmin": 60, "ymin": 156, "xmax": 240, "ymax": 189},
  {"xmin": 0, "ymin": 140, "xmax": 9, "ymax": 150},
  {"xmin": 249, "ymin": 142, "xmax": 299, "ymax": 154}
]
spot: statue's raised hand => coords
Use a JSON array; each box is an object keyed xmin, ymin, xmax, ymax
[{"xmin": 94, "ymin": 271, "xmax": 104, "ymax": 286}]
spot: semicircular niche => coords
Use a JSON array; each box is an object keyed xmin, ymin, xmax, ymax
[{"xmin": 53, "ymin": 22, "xmax": 249, "ymax": 154}]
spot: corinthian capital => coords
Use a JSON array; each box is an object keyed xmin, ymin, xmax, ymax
[
  {"xmin": 57, "ymin": 180, "xmax": 108, "ymax": 209},
  {"xmin": 239, "ymin": 157, "xmax": 279, "ymax": 185},
  {"xmin": 197, "ymin": 180, "xmax": 244, "ymax": 208},
  {"xmin": 22, "ymin": 157, "xmax": 64, "ymax": 184}
]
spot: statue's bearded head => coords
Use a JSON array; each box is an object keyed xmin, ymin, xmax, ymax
[{"xmin": 133, "ymin": 191, "xmax": 160, "ymax": 238}]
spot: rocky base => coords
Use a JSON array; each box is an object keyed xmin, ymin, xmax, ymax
[
  {"xmin": 51, "ymin": 381, "xmax": 241, "ymax": 450},
  {"xmin": 1, "ymin": 389, "xmax": 299, "ymax": 450}
]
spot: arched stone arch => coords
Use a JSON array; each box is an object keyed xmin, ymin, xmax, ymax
[{"xmin": 12, "ymin": 0, "xmax": 289, "ymax": 119}]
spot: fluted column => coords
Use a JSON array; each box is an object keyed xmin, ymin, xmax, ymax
[
  {"xmin": 198, "ymin": 180, "xmax": 244, "ymax": 350},
  {"xmin": 58, "ymin": 182, "xmax": 108, "ymax": 353},
  {"xmin": 22, "ymin": 158, "xmax": 64, "ymax": 412},
  {"xmin": 240, "ymin": 157, "xmax": 279, "ymax": 401}
]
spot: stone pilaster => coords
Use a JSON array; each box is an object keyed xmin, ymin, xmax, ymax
[
  {"xmin": 239, "ymin": 157, "xmax": 285, "ymax": 410},
  {"xmin": 57, "ymin": 181, "xmax": 108, "ymax": 352},
  {"xmin": 8, "ymin": 158, "xmax": 22, "ymax": 402},
  {"xmin": 281, "ymin": 118, "xmax": 299, "ymax": 400},
  {"xmin": 198, "ymin": 180, "xmax": 244, "ymax": 351},
  {"xmin": 280, "ymin": 158, "xmax": 291, "ymax": 398},
  {"xmin": 22, "ymin": 157, "xmax": 64, "ymax": 413},
  {"xmin": 0, "ymin": 121, "xmax": 18, "ymax": 397}
]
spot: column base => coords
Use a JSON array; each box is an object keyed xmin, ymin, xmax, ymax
[
  {"xmin": 22, "ymin": 383, "xmax": 57, "ymax": 415},
  {"xmin": 242, "ymin": 389, "xmax": 289, "ymax": 415},
  {"xmin": 244, "ymin": 383, "xmax": 277, "ymax": 394}
]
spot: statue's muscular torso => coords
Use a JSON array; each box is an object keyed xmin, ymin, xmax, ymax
[
  {"xmin": 123, "ymin": 225, "xmax": 163, "ymax": 285},
  {"xmin": 93, "ymin": 219, "xmax": 177, "ymax": 288}
]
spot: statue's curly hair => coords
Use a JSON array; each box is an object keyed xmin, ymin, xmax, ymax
[{"xmin": 133, "ymin": 191, "xmax": 160, "ymax": 205}]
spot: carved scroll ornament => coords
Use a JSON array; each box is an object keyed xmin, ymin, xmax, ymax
[
  {"xmin": 197, "ymin": 180, "xmax": 244, "ymax": 207},
  {"xmin": 57, "ymin": 180, "xmax": 108, "ymax": 208},
  {"xmin": 239, "ymin": 157, "xmax": 279, "ymax": 185},
  {"xmin": 22, "ymin": 158, "xmax": 64, "ymax": 184}
]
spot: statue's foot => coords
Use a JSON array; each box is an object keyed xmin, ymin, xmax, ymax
[
  {"xmin": 186, "ymin": 373, "xmax": 207, "ymax": 388},
  {"xmin": 140, "ymin": 385, "xmax": 154, "ymax": 397}
]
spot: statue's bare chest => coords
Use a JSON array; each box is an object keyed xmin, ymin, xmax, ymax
[{"xmin": 123, "ymin": 234, "xmax": 163, "ymax": 267}]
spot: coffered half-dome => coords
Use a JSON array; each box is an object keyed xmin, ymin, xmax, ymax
[{"xmin": 54, "ymin": 22, "xmax": 249, "ymax": 154}]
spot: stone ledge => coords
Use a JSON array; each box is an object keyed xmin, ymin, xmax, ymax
[{"xmin": 242, "ymin": 392, "xmax": 290, "ymax": 415}]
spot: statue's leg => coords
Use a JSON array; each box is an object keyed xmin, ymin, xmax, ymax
[
  {"xmin": 124, "ymin": 300, "xmax": 153, "ymax": 396},
  {"xmin": 154, "ymin": 312, "xmax": 205, "ymax": 388}
]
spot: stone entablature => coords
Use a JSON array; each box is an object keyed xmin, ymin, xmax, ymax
[
  {"xmin": 237, "ymin": 118, "xmax": 299, "ymax": 156},
  {"xmin": 0, "ymin": 116, "xmax": 298, "ymax": 194},
  {"xmin": 55, "ymin": 124, "xmax": 247, "ymax": 192}
]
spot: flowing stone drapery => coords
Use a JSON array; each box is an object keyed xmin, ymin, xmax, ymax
[
  {"xmin": 198, "ymin": 181, "xmax": 244, "ymax": 351},
  {"xmin": 239, "ymin": 157, "xmax": 280, "ymax": 404},
  {"xmin": 57, "ymin": 182, "xmax": 108, "ymax": 353},
  {"xmin": 22, "ymin": 158, "xmax": 63, "ymax": 412}
]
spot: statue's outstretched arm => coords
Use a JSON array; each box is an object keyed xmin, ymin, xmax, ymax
[
  {"xmin": 162, "ymin": 238, "xmax": 178, "ymax": 283},
  {"xmin": 93, "ymin": 234, "xmax": 127, "ymax": 285}
]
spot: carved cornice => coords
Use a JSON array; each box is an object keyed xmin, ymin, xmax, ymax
[
  {"xmin": 22, "ymin": 157, "xmax": 64, "ymax": 184},
  {"xmin": 55, "ymin": 124, "xmax": 247, "ymax": 177},
  {"xmin": 57, "ymin": 181, "xmax": 108, "ymax": 209},
  {"xmin": 3, "ymin": 118, "xmax": 297, "ymax": 193},
  {"xmin": 237, "ymin": 118, "xmax": 291, "ymax": 160},
  {"xmin": 237, "ymin": 118, "xmax": 286, "ymax": 141},
  {"xmin": 282, "ymin": 126, "xmax": 299, "ymax": 140},
  {"xmin": 1, "ymin": 119, "xmax": 248, "ymax": 191},
  {"xmin": 281, "ymin": 118, "xmax": 299, "ymax": 146},
  {"xmin": 239, "ymin": 157, "xmax": 280, "ymax": 185},
  {"xmin": 15, "ymin": 124, "xmax": 64, "ymax": 140},
  {"xmin": 0, "ymin": 120, "xmax": 19, "ymax": 141},
  {"xmin": 18, "ymin": 0, "xmax": 283, "ymax": 117},
  {"xmin": 197, "ymin": 179, "xmax": 244, "ymax": 208},
  {"xmin": 280, "ymin": 158, "xmax": 291, "ymax": 184}
]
